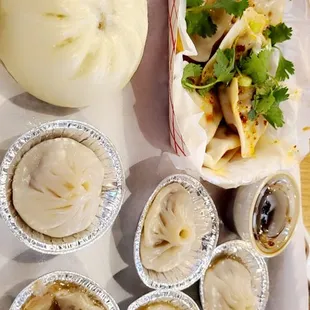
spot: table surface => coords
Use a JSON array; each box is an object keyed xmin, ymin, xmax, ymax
[{"xmin": 301, "ymin": 154, "xmax": 310, "ymax": 231}]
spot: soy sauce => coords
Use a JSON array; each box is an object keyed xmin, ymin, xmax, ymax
[{"xmin": 252, "ymin": 179, "xmax": 292, "ymax": 252}]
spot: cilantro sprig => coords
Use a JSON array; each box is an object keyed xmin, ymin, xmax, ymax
[
  {"xmin": 181, "ymin": 19, "xmax": 295, "ymax": 129},
  {"xmin": 182, "ymin": 48, "xmax": 236, "ymax": 93},
  {"xmin": 240, "ymin": 49, "xmax": 271, "ymax": 84},
  {"xmin": 186, "ymin": 0, "xmax": 249, "ymax": 38},
  {"xmin": 249, "ymin": 86, "xmax": 289, "ymax": 128},
  {"xmin": 264, "ymin": 23, "xmax": 292, "ymax": 46},
  {"xmin": 275, "ymin": 48, "xmax": 295, "ymax": 81},
  {"xmin": 238, "ymin": 47, "xmax": 292, "ymax": 128}
]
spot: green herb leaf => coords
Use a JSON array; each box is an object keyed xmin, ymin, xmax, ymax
[
  {"xmin": 213, "ymin": 0, "xmax": 249, "ymax": 18},
  {"xmin": 273, "ymin": 86, "xmax": 290, "ymax": 104},
  {"xmin": 187, "ymin": 0, "xmax": 203, "ymax": 8},
  {"xmin": 186, "ymin": 10, "xmax": 217, "ymax": 38},
  {"xmin": 264, "ymin": 103, "xmax": 285, "ymax": 128},
  {"xmin": 251, "ymin": 86, "xmax": 289, "ymax": 128},
  {"xmin": 275, "ymin": 53, "xmax": 295, "ymax": 81},
  {"xmin": 248, "ymin": 109, "xmax": 257, "ymax": 120},
  {"xmin": 214, "ymin": 48, "xmax": 236, "ymax": 83},
  {"xmin": 240, "ymin": 49, "xmax": 271, "ymax": 84},
  {"xmin": 265, "ymin": 23, "xmax": 293, "ymax": 46},
  {"xmin": 181, "ymin": 63, "xmax": 203, "ymax": 91},
  {"xmin": 253, "ymin": 91, "xmax": 275, "ymax": 114}
]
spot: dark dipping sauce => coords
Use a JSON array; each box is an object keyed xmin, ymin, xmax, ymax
[{"xmin": 252, "ymin": 175, "xmax": 298, "ymax": 255}]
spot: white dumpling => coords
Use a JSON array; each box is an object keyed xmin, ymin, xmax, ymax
[
  {"xmin": 189, "ymin": 6, "xmax": 232, "ymax": 62},
  {"xmin": 13, "ymin": 138, "xmax": 104, "ymax": 238},
  {"xmin": 204, "ymin": 259, "xmax": 256, "ymax": 310},
  {"xmin": 218, "ymin": 78, "xmax": 268, "ymax": 158},
  {"xmin": 190, "ymin": 90, "xmax": 223, "ymax": 145},
  {"xmin": 55, "ymin": 290, "xmax": 105, "ymax": 310},
  {"xmin": 203, "ymin": 126, "xmax": 241, "ymax": 170},
  {"xmin": 143, "ymin": 303, "xmax": 177, "ymax": 310},
  {"xmin": 140, "ymin": 183, "xmax": 196, "ymax": 273}
]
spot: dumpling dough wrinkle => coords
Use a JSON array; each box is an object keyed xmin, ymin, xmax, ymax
[
  {"xmin": 204, "ymin": 259, "xmax": 256, "ymax": 310},
  {"xmin": 13, "ymin": 138, "xmax": 104, "ymax": 238},
  {"xmin": 203, "ymin": 126, "xmax": 241, "ymax": 170},
  {"xmin": 190, "ymin": 90, "xmax": 223, "ymax": 145},
  {"xmin": 141, "ymin": 183, "xmax": 196, "ymax": 273},
  {"xmin": 219, "ymin": 78, "xmax": 268, "ymax": 158}
]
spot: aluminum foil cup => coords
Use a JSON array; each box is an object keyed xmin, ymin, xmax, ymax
[
  {"xmin": 200, "ymin": 240, "xmax": 269, "ymax": 310},
  {"xmin": 0, "ymin": 120, "xmax": 124, "ymax": 254},
  {"xmin": 233, "ymin": 172, "xmax": 300, "ymax": 257},
  {"xmin": 10, "ymin": 270, "xmax": 119, "ymax": 310},
  {"xmin": 134, "ymin": 174, "xmax": 219, "ymax": 290},
  {"xmin": 128, "ymin": 289, "xmax": 200, "ymax": 310}
]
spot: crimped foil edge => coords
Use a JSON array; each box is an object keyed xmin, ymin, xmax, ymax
[{"xmin": 127, "ymin": 289, "xmax": 200, "ymax": 310}]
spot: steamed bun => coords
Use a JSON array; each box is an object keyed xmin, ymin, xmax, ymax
[{"xmin": 12, "ymin": 138, "xmax": 104, "ymax": 238}]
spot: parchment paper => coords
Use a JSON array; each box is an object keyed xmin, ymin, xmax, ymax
[{"xmin": 0, "ymin": 1, "xmax": 308, "ymax": 310}]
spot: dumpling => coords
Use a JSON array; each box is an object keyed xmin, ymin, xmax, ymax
[
  {"xmin": 203, "ymin": 126, "xmax": 241, "ymax": 170},
  {"xmin": 218, "ymin": 78, "xmax": 268, "ymax": 158},
  {"xmin": 203, "ymin": 258, "xmax": 256, "ymax": 310},
  {"xmin": 55, "ymin": 290, "xmax": 105, "ymax": 310},
  {"xmin": 139, "ymin": 303, "xmax": 178, "ymax": 310},
  {"xmin": 189, "ymin": 6, "xmax": 232, "ymax": 62},
  {"xmin": 23, "ymin": 281, "xmax": 107, "ymax": 310},
  {"xmin": 190, "ymin": 90, "xmax": 223, "ymax": 145},
  {"xmin": 12, "ymin": 138, "xmax": 104, "ymax": 238},
  {"xmin": 22, "ymin": 294, "xmax": 54, "ymax": 310},
  {"xmin": 140, "ymin": 183, "xmax": 196, "ymax": 273}
]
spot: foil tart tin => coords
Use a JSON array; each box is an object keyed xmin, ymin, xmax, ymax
[
  {"xmin": 233, "ymin": 172, "xmax": 300, "ymax": 257},
  {"xmin": 128, "ymin": 289, "xmax": 200, "ymax": 310},
  {"xmin": 200, "ymin": 240, "xmax": 269, "ymax": 310},
  {"xmin": 10, "ymin": 270, "xmax": 119, "ymax": 310},
  {"xmin": 134, "ymin": 174, "xmax": 219, "ymax": 290},
  {"xmin": 0, "ymin": 120, "xmax": 125, "ymax": 254}
]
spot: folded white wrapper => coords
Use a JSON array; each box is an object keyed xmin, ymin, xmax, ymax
[{"xmin": 169, "ymin": 0, "xmax": 310, "ymax": 189}]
